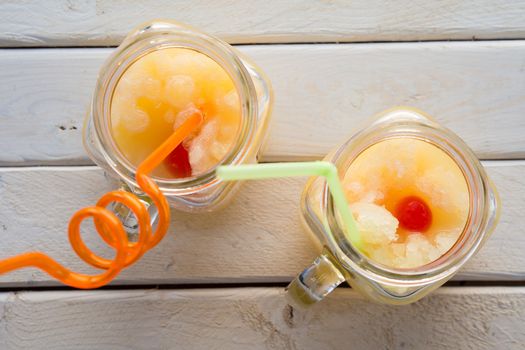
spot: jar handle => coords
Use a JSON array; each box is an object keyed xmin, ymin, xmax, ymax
[
  {"xmin": 109, "ymin": 181, "xmax": 159, "ymax": 242},
  {"xmin": 286, "ymin": 249, "xmax": 345, "ymax": 307}
]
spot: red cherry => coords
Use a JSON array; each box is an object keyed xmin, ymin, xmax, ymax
[
  {"xmin": 164, "ymin": 143, "xmax": 192, "ymax": 178},
  {"xmin": 395, "ymin": 196, "xmax": 432, "ymax": 232}
]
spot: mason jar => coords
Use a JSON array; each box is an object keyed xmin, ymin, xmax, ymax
[
  {"xmin": 83, "ymin": 19, "xmax": 273, "ymax": 226},
  {"xmin": 287, "ymin": 107, "xmax": 500, "ymax": 306}
]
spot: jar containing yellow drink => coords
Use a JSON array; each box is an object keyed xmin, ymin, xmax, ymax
[
  {"xmin": 288, "ymin": 108, "xmax": 500, "ymax": 305},
  {"xmin": 84, "ymin": 20, "xmax": 273, "ymax": 215}
]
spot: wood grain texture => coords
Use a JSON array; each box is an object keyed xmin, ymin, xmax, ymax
[
  {"xmin": 0, "ymin": 287, "xmax": 524, "ymax": 349},
  {"xmin": 1, "ymin": 1, "xmax": 525, "ymax": 46},
  {"xmin": 1, "ymin": 41, "xmax": 525, "ymax": 166},
  {"xmin": 0, "ymin": 160, "xmax": 521, "ymax": 287}
]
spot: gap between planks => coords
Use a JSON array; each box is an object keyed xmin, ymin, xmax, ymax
[
  {"xmin": 0, "ymin": 280, "xmax": 525, "ymax": 293},
  {"xmin": 1, "ymin": 0, "xmax": 525, "ymax": 46}
]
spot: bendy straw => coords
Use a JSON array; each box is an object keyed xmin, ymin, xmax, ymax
[
  {"xmin": 217, "ymin": 161, "xmax": 362, "ymax": 248},
  {"xmin": 0, "ymin": 113, "xmax": 203, "ymax": 289}
]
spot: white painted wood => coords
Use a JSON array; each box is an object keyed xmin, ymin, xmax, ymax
[
  {"xmin": 1, "ymin": 41, "xmax": 525, "ymax": 165},
  {"xmin": 1, "ymin": 1, "xmax": 525, "ymax": 46},
  {"xmin": 0, "ymin": 287, "xmax": 523, "ymax": 349},
  {"xmin": 0, "ymin": 161, "xmax": 521, "ymax": 286}
]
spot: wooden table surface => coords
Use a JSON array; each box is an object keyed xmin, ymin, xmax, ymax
[{"xmin": 1, "ymin": 1, "xmax": 524, "ymax": 349}]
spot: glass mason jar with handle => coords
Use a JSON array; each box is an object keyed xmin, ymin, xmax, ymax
[
  {"xmin": 287, "ymin": 107, "xmax": 500, "ymax": 306},
  {"xmin": 83, "ymin": 20, "xmax": 273, "ymax": 233}
]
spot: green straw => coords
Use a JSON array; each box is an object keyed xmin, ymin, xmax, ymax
[{"xmin": 217, "ymin": 161, "xmax": 362, "ymax": 248}]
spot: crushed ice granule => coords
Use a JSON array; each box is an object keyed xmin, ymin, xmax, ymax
[
  {"xmin": 210, "ymin": 140, "xmax": 228, "ymax": 160},
  {"xmin": 345, "ymin": 181, "xmax": 364, "ymax": 198},
  {"xmin": 391, "ymin": 243, "xmax": 406, "ymax": 259},
  {"xmin": 369, "ymin": 246, "xmax": 393, "ymax": 266},
  {"xmin": 435, "ymin": 230, "xmax": 460, "ymax": 255},
  {"xmin": 350, "ymin": 202, "xmax": 398, "ymax": 245},
  {"xmin": 393, "ymin": 159, "xmax": 406, "ymax": 178},
  {"xmin": 189, "ymin": 144, "xmax": 205, "ymax": 167},
  {"xmin": 219, "ymin": 125, "xmax": 237, "ymax": 139},
  {"xmin": 403, "ymin": 234, "xmax": 437, "ymax": 267},
  {"xmin": 201, "ymin": 118, "xmax": 218, "ymax": 138},
  {"xmin": 174, "ymin": 104, "xmax": 203, "ymax": 133},
  {"xmin": 165, "ymin": 75, "xmax": 195, "ymax": 108},
  {"xmin": 139, "ymin": 76, "xmax": 162, "ymax": 100},
  {"xmin": 122, "ymin": 108, "xmax": 150, "ymax": 133},
  {"xmin": 416, "ymin": 167, "xmax": 468, "ymax": 214},
  {"xmin": 222, "ymin": 90, "xmax": 240, "ymax": 109},
  {"xmin": 188, "ymin": 119, "xmax": 220, "ymax": 173},
  {"xmin": 361, "ymin": 190, "xmax": 385, "ymax": 203}
]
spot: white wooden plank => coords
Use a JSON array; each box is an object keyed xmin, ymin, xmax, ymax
[
  {"xmin": 0, "ymin": 161, "xmax": 522, "ymax": 287},
  {"xmin": 0, "ymin": 287, "xmax": 523, "ymax": 349},
  {"xmin": 1, "ymin": 1, "xmax": 525, "ymax": 46},
  {"xmin": 1, "ymin": 41, "xmax": 525, "ymax": 165}
]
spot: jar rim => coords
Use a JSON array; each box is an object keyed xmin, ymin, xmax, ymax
[{"xmin": 91, "ymin": 21, "xmax": 259, "ymax": 196}]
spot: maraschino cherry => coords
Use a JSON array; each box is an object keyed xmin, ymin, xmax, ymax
[
  {"xmin": 395, "ymin": 196, "xmax": 432, "ymax": 232},
  {"xmin": 164, "ymin": 143, "xmax": 192, "ymax": 178}
]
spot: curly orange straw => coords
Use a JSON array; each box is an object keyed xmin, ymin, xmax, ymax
[{"xmin": 0, "ymin": 113, "xmax": 203, "ymax": 289}]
